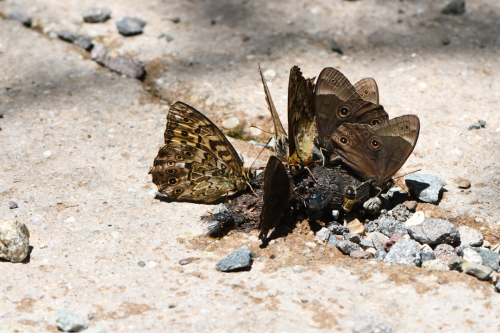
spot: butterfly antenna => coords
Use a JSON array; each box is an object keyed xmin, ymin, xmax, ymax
[
  {"xmin": 249, "ymin": 137, "xmax": 273, "ymax": 171},
  {"xmin": 246, "ymin": 180, "xmax": 259, "ymax": 198},
  {"xmin": 394, "ymin": 168, "xmax": 422, "ymax": 180},
  {"xmin": 249, "ymin": 125, "xmax": 274, "ymax": 136}
]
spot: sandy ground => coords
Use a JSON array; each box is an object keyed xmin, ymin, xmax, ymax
[{"xmin": 1, "ymin": 0, "xmax": 500, "ymax": 332}]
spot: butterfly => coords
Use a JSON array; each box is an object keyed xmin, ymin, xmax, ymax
[
  {"xmin": 330, "ymin": 115, "xmax": 420, "ymax": 189},
  {"xmin": 313, "ymin": 67, "xmax": 389, "ymax": 146},
  {"xmin": 149, "ymin": 101, "xmax": 254, "ymax": 203},
  {"xmin": 258, "ymin": 156, "xmax": 292, "ymax": 242}
]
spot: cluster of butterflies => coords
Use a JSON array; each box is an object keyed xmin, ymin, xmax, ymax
[{"xmin": 149, "ymin": 65, "xmax": 420, "ymax": 241}]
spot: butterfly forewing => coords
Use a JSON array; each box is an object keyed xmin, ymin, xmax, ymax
[
  {"xmin": 258, "ymin": 156, "xmax": 292, "ymax": 242},
  {"xmin": 354, "ymin": 78, "xmax": 379, "ymax": 104}
]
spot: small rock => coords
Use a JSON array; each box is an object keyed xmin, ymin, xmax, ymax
[
  {"xmin": 462, "ymin": 248, "xmax": 483, "ymax": 264},
  {"xmin": 344, "ymin": 233, "xmax": 361, "ymax": 244},
  {"xmin": 370, "ymin": 232, "xmax": 390, "ymax": 251},
  {"xmin": 468, "ymin": 122, "xmax": 481, "ymax": 130},
  {"xmin": 147, "ymin": 261, "xmax": 159, "ymax": 268},
  {"xmin": 81, "ymin": 326, "xmax": 107, "ymax": 333},
  {"xmin": 447, "ymin": 257, "xmax": 465, "ymax": 271},
  {"xmin": 116, "ymin": 17, "xmax": 147, "ymax": 36},
  {"xmin": 108, "ymin": 55, "xmax": 146, "ymax": 80},
  {"xmin": 65, "ymin": 217, "xmax": 76, "ymax": 223},
  {"xmin": 305, "ymin": 242, "xmax": 316, "ymax": 248},
  {"xmin": 434, "ymin": 244, "xmax": 458, "ymax": 261},
  {"xmin": 442, "ymin": 0, "xmax": 465, "ymax": 15},
  {"xmin": 458, "ymin": 226, "xmax": 483, "ymax": 247},
  {"xmin": 458, "ymin": 179, "xmax": 471, "ymax": 189},
  {"xmin": 43, "ymin": 150, "xmax": 52, "ymax": 158},
  {"xmin": 8, "ymin": 201, "xmax": 18, "ymax": 209},
  {"xmin": 353, "ymin": 314, "xmax": 394, "ymax": 333},
  {"xmin": 263, "ymin": 69, "xmax": 276, "ymax": 81},
  {"xmin": 138, "ymin": 261, "xmax": 145, "ymax": 267},
  {"xmin": 346, "ymin": 218, "xmax": 365, "ymax": 235},
  {"xmin": 482, "ymin": 240, "xmax": 491, "ymax": 249},
  {"xmin": 328, "ymin": 222, "xmax": 349, "ymax": 235},
  {"xmin": 8, "ymin": 8, "xmax": 32, "ymax": 27},
  {"xmin": 363, "ymin": 197, "xmax": 381, "ymax": 214},
  {"xmin": 473, "ymin": 248, "xmax": 499, "ymax": 271},
  {"xmin": 403, "ymin": 200, "xmax": 418, "ymax": 211},
  {"xmin": 462, "ymin": 262, "xmax": 494, "ymax": 281},
  {"xmin": 0, "ymin": 220, "xmax": 30, "ymax": 263},
  {"xmin": 359, "ymin": 239, "xmax": 374, "ymax": 249},
  {"xmin": 212, "ymin": 203, "xmax": 228, "ymax": 215},
  {"xmin": 216, "ymin": 246, "xmax": 252, "ymax": 272},
  {"xmin": 172, "ymin": 17, "xmax": 181, "ymax": 23},
  {"xmin": 442, "ymin": 37, "xmax": 451, "ymax": 46},
  {"xmin": 422, "ymin": 259, "xmax": 449, "ymax": 271},
  {"xmin": 56, "ymin": 309, "xmax": 88, "ymax": 332},
  {"xmin": 407, "ymin": 218, "xmax": 460, "ymax": 245},
  {"xmin": 90, "ymin": 44, "xmax": 107, "ymax": 66},
  {"xmin": 350, "ymin": 251, "xmax": 375, "ymax": 259},
  {"xmin": 384, "ymin": 233, "xmax": 404, "ymax": 252},
  {"xmin": 221, "ymin": 117, "xmax": 239, "ymax": 130},
  {"xmin": 315, "ymin": 227, "xmax": 330, "ymax": 243},
  {"xmin": 330, "ymin": 38, "xmax": 343, "ymax": 54},
  {"xmin": 478, "ymin": 119, "xmax": 486, "ymax": 127},
  {"xmin": 293, "ymin": 265, "xmax": 306, "ymax": 273},
  {"xmin": 366, "ymin": 217, "xmax": 407, "ymax": 237},
  {"xmin": 249, "ymin": 127, "xmax": 261, "ymax": 137},
  {"xmin": 383, "ymin": 239, "xmax": 421, "ymax": 266},
  {"xmin": 375, "ymin": 250, "xmax": 387, "ymax": 261},
  {"xmin": 179, "ymin": 257, "xmax": 198, "ymax": 265},
  {"xmin": 164, "ymin": 34, "xmax": 174, "ymax": 42},
  {"xmin": 365, "ymin": 247, "xmax": 377, "ymax": 254},
  {"xmin": 327, "ymin": 234, "xmax": 338, "ymax": 247},
  {"xmin": 29, "ymin": 214, "xmax": 45, "ymax": 225},
  {"xmin": 404, "ymin": 211, "xmax": 425, "ymax": 227},
  {"xmin": 405, "ymin": 174, "xmax": 446, "ymax": 204},
  {"xmin": 111, "ymin": 231, "xmax": 121, "ymax": 240},
  {"xmin": 83, "ymin": 7, "xmax": 111, "ymax": 23},
  {"xmin": 58, "ymin": 30, "xmax": 93, "ymax": 51},
  {"xmin": 332, "ymin": 210, "xmax": 340, "ymax": 220},
  {"xmin": 420, "ymin": 252, "xmax": 436, "ymax": 263},
  {"xmin": 336, "ymin": 240, "xmax": 362, "ymax": 255}
]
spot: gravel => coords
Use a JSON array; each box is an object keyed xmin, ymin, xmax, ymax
[
  {"xmin": 82, "ymin": 6, "xmax": 112, "ymax": 23},
  {"xmin": 433, "ymin": 244, "xmax": 458, "ymax": 261},
  {"xmin": 336, "ymin": 240, "xmax": 362, "ymax": 255},
  {"xmin": 384, "ymin": 239, "xmax": 421, "ymax": 266},
  {"xmin": 8, "ymin": 8, "xmax": 32, "ymax": 27},
  {"xmin": 117, "ymin": 17, "xmax": 147, "ymax": 36},
  {"xmin": 461, "ymin": 262, "xmax": 494, "ymax": 281},
  {"xmin": 473, "ymin": 248, "xmax": 499, "ymax": 271},
  {"xmin": 0, "ymin": 220, "xmax": 30, "ymax": 262},
  {"xmin": 405, "ymin": 174, "xmax": 447, "ymax": 204},
  {"xmin": 407, "ymin": 218, "xmax": 460, "ymax": 245},
  {"xmin": 458, "ymin": 226, "xmax": 484, "ymax": 247},
  {"xmin": 215, "ymin": 246, "xmax": 253, "ymax": 272},
  {"xmin": 56, "ymin": 309, "xmax": 88, "ymax": 332},
  {"xmin": 366, "ymin": 216, "xmax": 407, "ymax": 237},
  {"xmin": 107, "ymin": 55, "xmax": 146, "ymax": 79}
]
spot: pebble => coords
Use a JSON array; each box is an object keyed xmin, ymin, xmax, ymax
[
  {"xmin": 448, "ymin": 257, "xmax": 465, "ymax": 271},
  {"xmin": 8, "ymin": 8, "xmax": 32, "ymax": 27},
  {"xmin": 442, "ymin": 0, "xmax": 465, "ymax": 15},
  {"xmin": 404, "ymin": 211, "xmax": 425, "ymax": 227},
  {"xmin": 468, "ymin": 122, "xmax": 481, "ymax": 130},
  {"xmin": 83, "ymin": 7, "xmax": 112, "ymax": 23},
  {"xmin": 375, "ymin": 250, "xmax": 387, "ymax": 261},
  {"xmin": 179, "ymin": 257, "xmax": 198, "ymax": 265},
  {"xmin": 330, "ymin": 38, "xmax": 343, "ymax": 54},
  {"xmin": 30, "ymin": 214, "xmax": 45, "ymax": 225},
  {"xmin": 366, "ymin": 216, "xmax": 407, "ymax": 237},
  {"xmin": 216, "ymin": 246, "xmax": 253, "ymax": 272},
  {"xmin": 305, "ymin": 242, "xmax": 316, "ymax": 248},
  {"xmin": 478, "ymin": 119, "xmax": 486, "ymax": 127},
  {"xmin": 56, "ymin": 309, "xmax": 88, "ymax": 332},
  {"xmin": 353, "ymin": 314, "xmax": 394, "ymax": 333},
  {"xmin": 384, "ymin": 233, "xmax": 404, "ymax": 252},
  {"xmin": 90, "ymin": 44, "xmax": 108, "ymax": 66},
  {"xmin": 403, "ymin": 200, "xmax": 418, "ymax": 211},
  {"xmin": 0, "ymin": 220, "xmax": 30, "ymax": 263},
  {"xmin": 462, "ymin": 262, "xmax": 494, "ymax": 281},
  {"xmin": 350, "ymin": 251, "xmax": 375, "ymax": 259},
  {"xmin": 422, "ymin": 259, "xmax": 450, "ymax": 271},
  {"xmin": 138, "ymin": 261, "xmax": 145, "ymax": 267},
  {"xmin": 58, "ymin": 30, "xmax": 93, "ymax": 51},
  {"xmin": 293, "ymin": 265, "xmax": 305, "ymax": 273},
  {"xmin": 315, "ymin": 227, "xmax": 330, "ymax": 243},
  {"xmin": 344, "ymin": 233, "xmax": 361, "ymax": 244},
  {"xmin": 327, "ymin": 234, "xmax": 338, "ymax": 247},
  {"xmin": 407, "ymin": 218, "xmax": 459, "ymax": 245},
  {"xmin": 328, "ymin": 222, "xmax": 349, "ymax": 235},
  {"xmin": 263, "ymin": 69, "xmax": 276, "ymax": 81},
  {"xmin": 420, "ymin": 252, "xmax": 436, "ymax": 263},
  {"xmin": 8, "ymin": 201, "xmax": 18, "ymax": 209},
  {"xmin": 359, "ymin": 239, "xmax": 374, "ymax": 249},
  {"xmin": 212, "ymin": 203, "xmax": 228, "ymax": 215},
  {"xmin": 442, "ymin": 37, "xmax": 451, "ymax": 46},
  {"xmin": 434, "ymin": 244, "xmax": 458, "ymax": 261},
  {"xmin": 365, "ymin": 247, "xmax": 377, "ymax": 254},
  {"xmin": 116, "ymin": 17, "xmax": 147, "ymax": 36},
  {"xmin": 458, "ymin": 226, "xmax": 483, "ymax": 247},
  {"xmin": 473, "ymin": 248, "xmax": 499, "ymax": 271},
  {"xmin": 65, "ymin": 216, "xmax": 76, "ymax": 223},
  {"xmin": 336, "ymin": 240, "xmax": 362, "ymax": 255},
  {"xmin": 249, "ymin": 127, "xmax": 261, "ymax": 137},
  {"xmin": 405, "ymin": 174, "xmax": 446, "ymax": 204},
  {"xmin": 458, "ymin": 179, "xmax": 471, "ymax": 189},
  {"xmin": 462, "ymin": 248, "xmax": 482, "ymax": 264},
  {"xmin": 332, "ymin": 210, "xmax": 340, "ymax": 220},
  {"xmin": 370, "ymin": 232, "xmax": 389, "ymax": 251},
  {"xmin": 43, "ymin": 150, "xmax": 52, "ymax": 158},
  {"xmin": 482, "ymin": 240, "xmax": 491, "ymax": 249},
  {"xmin": 111, "ymin": 231, "xmax": 121, "ymax": 240},
  {"xmin": 383, "ymin": 239, "xmax": 421, "ymax": 266},
  {"xmin": 221, "ymin": 117, "xmax": 239, "ymax": 130},
  {"xmin": 147, "ymin": 261, "xmax": 159, "ymax": 268},
  {"xmin": 81, "ymin": 326, "xmax": 107, "ymax": 333},
  {"xmin": 346, "ymin": 218, "xmax": 365, "ymax": 235},
  {"xmin": 108, "ymin": 55, "xmax": 145, "ymax": 79},
  {"xmin": 363, "ymin": 197, "xmax": 381, "ymax": 215}
]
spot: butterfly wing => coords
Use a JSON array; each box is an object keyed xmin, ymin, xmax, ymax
[
  {"xmin": 354, "ymin": 78, "xmax": 379, "ymax": 104},
  {"xmin": 258, "ymin": 64, "xmax": 288, "ymax": 160},
  {"xmin": 288, "ymin": 66, "xmax": 316, "ymax": 168},
  {"xmin": 258, "ymin": 156, "xmax": 292, "ymax": 241},
  {"xmin": 330, "ymin": 115, "xmax": 420, "ymax": 182}
]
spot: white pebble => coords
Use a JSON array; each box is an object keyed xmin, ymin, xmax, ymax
[
  {"xmin": 43, "ymin": 150, "xmax": 52, "ymax": 158},
  {"xmin": 249, "ymin": 127, "xmax": 262, "ymax": 137},
  {"xmin": 65, "ymin": 217, "xmax": 76, "ymax": 223},
  {"xmin": 111, "ymin": 231, "xmax": 121, "ymax": 240},
  {"xmin": 263, "ymin": 69, "xmax": 276, "ymax": 81},
  {"xmin": 147, "ymin": 261, "xmax": 159, "ymax": 268}
]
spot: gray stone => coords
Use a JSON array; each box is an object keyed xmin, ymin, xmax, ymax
[
  {"xmin": 138, "ymin": 261, "xmax": 145, "ymax": 267},
  {"xmin": 434, "ymin": 244, "xmax": 458, "ymax": 261},
  {"xmin": 363, "ymin": 197, "xmax": 381, "ymax": 215},
  {"xmin": 329, "ymin": 222, "xmax": 349, "ymax": 235},
  {"xmin": 462, "ymin": 248, "xmax": 482, "ymax": 264},
  {"xmin": 366, "ymin": 217, "xmax": 407, "ymax": 237},
  {"xmin": 8, "ymin": 8, "xmax": 32, "ymax": 27},
  {"xmin": 359, "ymin": 239, "xmax": 374, "ymax": 249},
  {"xmin": 458, "ymin": 226, "xmax": 483, "ymax": 247},
  {"xmin": 353, "ymin": 314, "xmax": 394, "ymax": 333},
  {"xmin": 330, "ymin": 38, "xmax": 343, "ymax": 54},
  {"xmin": 56, "ymin": 309, "xmax": 88, "ymax": 332},
  {"xmin": 384, "ymin": 239, "xmax": 421, "ymax": 266},
  {"xmin": 58, "ymin": 30, "xmax": 93, "ymax": 51},
  {"xmin": 405, "ymin": 174, "xmax": 446, "ymax": 204},
  {"xmin": 81, "ymin": 326, "xmax": 107, "ymax": 333},
  {"xmin": 422, "ymin": 259, "xmax": 449, "ymax": 271},
  {"xmin": 448, "ymin": 257, "xmax": 465, "ymax": 271},
  {"xmin": 336, "ymin": 240, "xmax": 361, "ymax": 255},
  {"xmin": 8, "ymin": 201, "xmax": 18, "ymax": 209},
  {"xmin": 462, "ymin": 262, "xmax": 494, "ymax": 281},
  {"xmin": 327, "ymin": 234, "xmax": 338, "ymax": 247},
  {"xmin": 344, "ymin": 233, "xmax": 361, "ymax": 244},
  {"xmin": 370, "ymin": 232, "xmax": 390, "ymax": 251},
  {"xmin": 442, "ymin": 0, "xmax": 465, "ymax": 15},
  {"xmin": 212, "ymin": 203, "xmax": 228, "ymax": 215},
  {"xmin": 407, "ymin": 218, "xmax": 459, "ymax": 245},
  {"xmin": 83, "ymin": 7, "xmax": 111, "ymax": 23},
  {"xmin": 216, "ymin": 246, "xmax": 252, "ymax": 272},
  {"xmin": 0, "ymin": 220, "xmax": 30, "ymax": 263},
  {"xmin": 90, "ymin": 44, "xmax": 107, "ymax": 66},
  {"xmin": 420, "ymin": 252, "xmax": 436, "ymax": 263},
  {"xmin": 108, "ymin": 55, "xmax": 145, "ymax": 80},
  {"xmin": 375, "ymin": 250, "xmax": 387, "ymax": 261},
  {"xmin": 315, "ymin": 227, "xmax": 331, "ymax": 243},
  {"xmin": 473, "ymin": 248, "xmax": 499, "ymax": 271},
  {"xmin": 387, "ymin": 187, "xmax": 407, "ymax": 199},
  {"xmin": 468, "ymin": 122, "xmax": 481, "ymax": 130},
  {"xmin": 117, "ymin": 17, "xmax": 147, "ymax": 36},
  {"xmin": 350, "ymin": 251, "xmax": 375, "ymax": 259},
  {"xmin": 478, "ymin": 119, "xmax": 486, "ymax": 127}
]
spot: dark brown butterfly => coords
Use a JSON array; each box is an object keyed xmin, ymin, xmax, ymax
[
  {"xmin": 258, "ymin": 156, "xmax": 292, "ymax": 242},
  {"xmin": 313, "ymin": 67, "xmax": 389, "ymax": 144},
  {"xmin": 330, "ymin": 115, "xmax": 420, "ymax": 189}
]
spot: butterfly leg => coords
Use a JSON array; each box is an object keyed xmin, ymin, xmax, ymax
[
  {"xmin": 246, "ymin": 181, "xmax": 259, "ymax": 197},
  {"xmin": 305, "ymin": 166, "xmax": 321, "ymax": 185}
]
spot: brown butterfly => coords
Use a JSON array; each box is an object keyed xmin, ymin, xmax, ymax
[
  {"xmin": 258, "ymin": 156, "xmax": 292, "ymax": 242},
  {"xmin": 330, "ymin": 115, "xmax": 420, "ymax": 189},
  {"xmin": 313, "ymin": 67, "xmax": 389, "ymax": 145},
  {"xmin": 149, "ymin": 101, "xmax": 254, "ymax": 203},
  {"xmin": 258, "ymin": 64, "xmax": 289, "ymax": 160}
]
